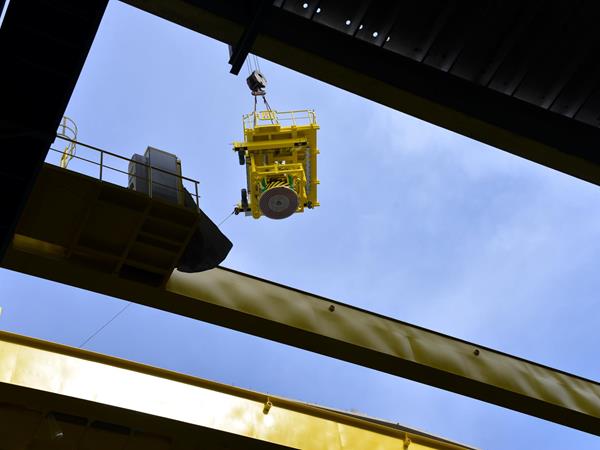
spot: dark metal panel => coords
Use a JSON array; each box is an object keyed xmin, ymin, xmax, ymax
[
  {"xmin": 281, "ymin": 0, "xmax": 318, "ymax": 19},
  {"xmin": 311, "ymin": 0, "xmax": 371, "ymax": 36},
  {"xmin": 574, "ymin": 88, "xmax": 600, "ymax": 127},
  {"xmin": 512, "ymin": 2, "xmax": 599, "ymax": 109},
  {"xmin": 475, "ymin": 1, "xmax": 543, "ymax": 87},
  {"xmin": 448, "ymin": 1, "xmax": 523, "ymax": 81},
  {"xmin": 549, "ymin": 51, "xmax": 600, "ymax": 118},
  {"xmin": 124, "ymin": 0, "xmax": 600, "ymax": 188},
  {"xmin": 352, "ymin": 0, "xmax": 400, "ymax": 47},
  {"xmin": 383, "ymin": 0, "xmax": 448, "ymax": 61},
  {"xmin": 0, "ymin": 0, "xmax": 108, "ymax": 259},
  {"xmin": 228, "ymin": 0, "xmax": 272, "ymax": 74},
  {"xmin": 487, "ymin": 2, "xmax": 576, "ymax": 96},
  {"xmin": 421, "ymin": 1, "xmax": 486, "ymax": 72}
]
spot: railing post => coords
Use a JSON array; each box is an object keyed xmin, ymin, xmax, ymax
[
  {"xmin": 148, "ymin": 158, "xmax": 152, "ymax": 199},
  {"xmin": 99, "ymin": 151, "xmax": 103, "ymax": 181}
]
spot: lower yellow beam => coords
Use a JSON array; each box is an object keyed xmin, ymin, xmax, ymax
[{"xmin": 0, "ymin": 331, "xmax": 471, "ymax": 450}]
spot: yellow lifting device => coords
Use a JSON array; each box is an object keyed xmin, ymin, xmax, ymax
[{"xmin": 233, "ymin": 70, "xmax": 320, "ymax": 219}]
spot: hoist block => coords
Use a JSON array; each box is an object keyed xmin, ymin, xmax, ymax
[{"xmin": 233, "ymin": 110, "xmax": 320, "ymax": 219}]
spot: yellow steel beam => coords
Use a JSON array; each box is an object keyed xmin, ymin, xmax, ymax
[
  {"xmin": 3, "ymin": 235, "xmax": 600, "ymax": 436},
  {"xmin": 0, "ymin": 330, "xmax": 472, "ymax": 450},
  {"xmin": 234, "ymin": 137, "xmax": 308, "ymax": 151}
]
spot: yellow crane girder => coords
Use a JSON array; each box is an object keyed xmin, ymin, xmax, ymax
[{"xmin": 0, "ymin": 331, "xmax": 473, "ymax": 450}]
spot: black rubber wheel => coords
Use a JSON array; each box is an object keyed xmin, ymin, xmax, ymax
[
  {"xmin": 238, "ymin": 151, "xmax": 245, "ymax": 165},
  {"xmin": 259, "ymin": 187, "xmax": 298, "ymax": 219},
  {"xmin": 241, "ymin": 188, "xmax": 249, "ymax": 210}
]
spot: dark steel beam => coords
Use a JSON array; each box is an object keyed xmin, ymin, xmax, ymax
[
  {"xmin": 123, "ymin": 0, "xmax": 600, "ymax": 187},
  {"xmin": 228, "ymin": 0, "xmax": 271, "ymax": 75},
  {"xmin": 0, "ymin": 0, "xmax": 108, "ymax": 259}
]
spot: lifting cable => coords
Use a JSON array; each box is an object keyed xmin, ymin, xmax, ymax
[
  {"xmin": 79, "ymin": 302, "xmax": 131, "ymax": 348},
  {"xmin": 246, "ymin": 54, "xmax": 275, "ymax": 124},
  {"xmin": 218, "ymin": 210, "xmax": 235, "ymax": 227}
]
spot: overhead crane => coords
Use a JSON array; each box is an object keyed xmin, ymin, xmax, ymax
[
  {"xmin": 2, "ymin": 0, "xmax": 600, "ymax": 447},
  {"xmin": 4, "ymin": 158, "xmax": 600, "ymax": 437}
]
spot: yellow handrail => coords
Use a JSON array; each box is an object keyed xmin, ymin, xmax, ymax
[
  {"xmin": 57, "ymin": 116, "xmax": 78, "ymax": 168},
  {"xmin": 242, "ymin": 109, "xmax": 317, "ymax": 131}
]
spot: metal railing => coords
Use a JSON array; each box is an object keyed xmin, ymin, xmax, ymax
[
  {"xmin": 243, "ymin": 109, "xmax": 317, "ymax": 130},
  {"xmin": 49, "ymin": 136, "xmax": 200, "ymax": 206},
  {"xmin": 57, "ymin": 116, "xmax": 78, "ymax": 169}
]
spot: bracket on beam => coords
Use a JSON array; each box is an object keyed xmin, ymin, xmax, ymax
[{"xmin": 228, "ymin": 0, "xmax": 271, "ymax": 74}]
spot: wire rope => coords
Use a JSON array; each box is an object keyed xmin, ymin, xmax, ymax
[{"xmin": 79, "ymin": 302, "xmax": 131, "ymax": 348}]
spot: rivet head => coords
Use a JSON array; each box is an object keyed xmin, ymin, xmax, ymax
[
  {"xmin": 329, "ymin": 305, "xmax": 335, "ymax": 312},
  {"xmin": 473, "ymin": 349, "xmax": 480, "ymax": 356}
]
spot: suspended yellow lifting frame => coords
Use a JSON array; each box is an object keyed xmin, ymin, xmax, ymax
[
  {"xmin": 233, "ymin": 109, "xmax": 319, "ymax": 219},
  {"xmin": 0, "ymin": 331, "xmax": 473, "ymax": 450}
]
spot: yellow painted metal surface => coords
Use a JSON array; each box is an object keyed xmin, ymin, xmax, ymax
[
  {"xmin": 14, "ymin": 164, "xmax": 198, "ymax": 287},
  {"xmin": 0, "ymin": 331, "xmax": 473, "ymax": 450},
  {"xmin": 4, "ymin": 165, "xmax": 600, "ymax": 435},
  {"xmin": 233, "ymin": 110, "xmax": 319, "ymax": 219},
  {"xmin": 6, "ymin": 229, "xmax": 600, "ymax": 435}
]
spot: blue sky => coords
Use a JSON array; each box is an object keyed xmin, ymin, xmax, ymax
[{"xmin": 1, "ymin": 1, "xmax": 600, "ymax": 448}]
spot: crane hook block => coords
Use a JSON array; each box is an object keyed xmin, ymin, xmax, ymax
[
  {"xmin": 247, "ymin": 70, "xmax": 267, "ymax": 95},
  {"xmin": 232, "ymin": 109, "xmax": 320, "ymax": 220}
]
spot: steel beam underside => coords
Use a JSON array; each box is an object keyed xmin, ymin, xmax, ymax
[
  {"xmin": 3, "ymin": 241, "xmax": 600, "ymax": 436},
  {"xmin": 0, "ymin": 0, "xmax": 108, "ymax": 259},
  {"xmin": 121, "ymin": 0, "xmax": 600, "ymax": 187}
]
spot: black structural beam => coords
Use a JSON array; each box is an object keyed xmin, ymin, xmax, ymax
[
  {"xmin": 227, "ymin": 0, "xmax": 271, "ymax": 75},
  {"xmin": 122, "ymin": 0, "xmax": 600, "ymax": 187},
  {"xmin": 0, "ymin": 0, "xmax": 108, "ymax": 259}
]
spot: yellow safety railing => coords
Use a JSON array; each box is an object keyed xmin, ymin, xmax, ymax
[
  {"xmin": 243, "ymin": 109, "xmax": 317, "ymax": 130},
  {"xmin": 50, "ymin": 136, "xmax": 201, "ymax": 206},
  {"xmin": 57, "ymin": 116, "xmax": 78, "ymax": 169}
]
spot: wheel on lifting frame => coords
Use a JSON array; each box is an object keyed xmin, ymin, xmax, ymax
[
  {"xmin": 259, "ymin": 186, "xmax": 298, "ymax": 219},
  {"xmin": 238, "ymin": 150, "xmax": 245, "ymax": 165},
  {"xmin": 241, "ymin": 188, "xmax": 249, "ymax": 211}
]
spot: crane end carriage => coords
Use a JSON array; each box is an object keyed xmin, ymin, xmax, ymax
[{"xmin": 233, "ymin": 109, "xmax": 320, "ymax": 220}]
